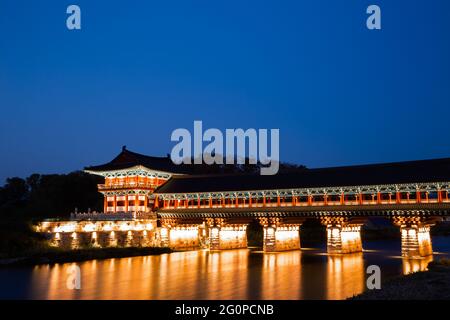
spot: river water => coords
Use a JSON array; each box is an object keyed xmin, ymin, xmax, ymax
[{"xmin": 1, "ymin": 237, "xmax": 449, "ymax": 300}]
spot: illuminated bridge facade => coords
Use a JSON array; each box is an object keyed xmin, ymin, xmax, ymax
[{"xmin": 38, "ymin": 147, "xmax": 450, "ymax": 258}]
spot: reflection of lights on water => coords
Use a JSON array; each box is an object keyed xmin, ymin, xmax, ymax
[{"xmin": 402, "ymin": 256, "xmax": 433, "ymax": 275}]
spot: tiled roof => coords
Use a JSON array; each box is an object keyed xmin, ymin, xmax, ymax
[{"xmin": 154, "ymin": 157, "xmax": 450, "ymax": 194}]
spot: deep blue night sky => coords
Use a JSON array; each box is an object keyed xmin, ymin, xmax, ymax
[{"xmin": 1, "ymin": 0, "xmax": 450, "ymax": 184}]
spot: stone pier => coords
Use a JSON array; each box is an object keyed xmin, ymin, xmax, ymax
[
  {"xmin": 259, "ymin": 217, "xmax": 302, "ymax": 252},
  {"xmin": 167, "ymin": 225, "xmax": 201, "ymax": 249},
  {"xmin": 321, "ymin": 217, "xmax": 364, "ymax": 254},
  {"xmin": 326, "ymin": 224, "xmax": 362, "ymax": 254},
  {"xmin": 263, "ymin": 226, "xmax": 300, "ymax": 252},
  {"xmin": 208, "ymin": 225, "xmax": 247, "ymax": 250},
  {"xmin": 159, "ymin": 218, "xmax": 206, "ymax": 249},
  {"xmin": 37, "ymin": 218, "xmax": 159, "ymax": 249},
  {"xmin": 400, "ymin": 225, "xmax": 432, "ymax": 257},
  {"xmin": 207, "ymin": 218, "xmax": 248, "ymax": 250},
  {"xmin": 393, "ymin": 217, "xmax": 434, "ymax": 258}
]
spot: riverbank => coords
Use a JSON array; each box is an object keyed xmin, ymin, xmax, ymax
[
  {"xmin": 0, "ymin": 246, "xmax": 173, "ymax": 267},
  {"xmin": 352, "ymin": 258, "xmax": 450, "ymax": 300}
]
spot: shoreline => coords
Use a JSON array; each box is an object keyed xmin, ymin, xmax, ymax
[
  {"xmin": 0, "ymin": 247, "xmax": 173, "ymax": 267},
  {"xmin": 351, "ymin": 259, "xmax": 450, "ymax": 300}
]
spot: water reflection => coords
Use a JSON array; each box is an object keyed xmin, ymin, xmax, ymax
[
  {"xmin": 261, "ymin": 252, "xmax": 302, "ymax": 299},
  {"xmin": 402, "ymin": 256, "xmax": 433, "ymax": 275},
  {"xmin": 326, "ymin": 254, "xmax": 365, "ymax": 299},
  {"xmin": 7, "ymin": 239, "xmax": 448, "ymax": 300}
]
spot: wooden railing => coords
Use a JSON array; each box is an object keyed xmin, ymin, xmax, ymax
[
  {"xmin": 162, "ymin": 198, "xmax": 450, "ymax": 210},
  {"xmin": 98, "ymin": 183, "xmax": 155, "ymax": 190},
  {"xmin": 70, "ymin": 211, "xmax": 156, "ymax": 220}
]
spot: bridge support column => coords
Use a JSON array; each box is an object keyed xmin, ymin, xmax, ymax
[
  {"xmin": 263, "ymin": 225, "xmax": 301, "ymax": 252},
  {"xmin": 207, "ymin": 218, "xmax": 247, "ymax": 250},
  {"xmin": 400, "ymin": 225, "xmax": 433, "ymax": 258},
  {"xmin": 259, "ymin": 217, "xmax": 303, "ymax": 252},
  {"xmin": 321, "ymin": 217, "xmax": 364, "ymax": 254},
  {"xmin": 159, "ymin": 218, "xmax": 205, "ymax": 249},
  {"xmin": 393, "ymin": 217, "xmax": 434, "ymax": 258},
  {"xmin": 326, "ymin": 224, "xmax": 362, "ymax": 254},
  {"xmin": 209, "ymin": 225, "xmax": 247, "ymax": 250}
]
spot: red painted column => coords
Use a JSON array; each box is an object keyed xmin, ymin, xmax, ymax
[
  {"xmin": 249, "ymin": 195, "xmax": 252, "ymax": 208},
  {"xmin": 377, "ymin": 192, "xmax": 381, "ymax": 204},
  {"xmin": 197, "ymin": 196, "xmax": 201, "ymax": 208},
  {"xmin": 104, "ymin": 196, "xmax": 108, "ymax": 213},
  {"xmin": 340, "ymin": 193, "xmax": 344, "ymax": 205},
  {"xmin": 308, "ymin": 195, "xmax": 312, "ymax": 206},
  {"xmin": 113, "ymin": 195, "xmax": 117, "ymax": 212},
  {"xmin": 263, "ymin": 195, "xmax": 266, "ymax": 207},
  {"xmin": 358, "ymin": 193, "xmax": 363, "ymax": 205},
  {"xmin": 416, "ymin": 190, "xmax": 421, "ymax": 203},
  {"xmin": 277, "ymin": 196, "xmax": 280, "ymax": 207},
  {"xmin": 438, "ymin": 190, "xmax": 443, "ymax": 203},
  {"xmin": 396, "ymin": 192, "xmax": 401, "ymax": 204},
  {"xmin": 154, "ymin": 195, "xmax": 158, "ymax": 209},
  {"xmin": 144, "ymin": 195, "xmax": 149, "ymax": 211},
  {"xmin": 324, "ymin": 194, "xmax": 328, "ymax": 206}
]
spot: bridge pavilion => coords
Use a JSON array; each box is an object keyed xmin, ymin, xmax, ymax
[{"xmin": 39, "ymin": 147, "xmax": 450, "ymax": 258}]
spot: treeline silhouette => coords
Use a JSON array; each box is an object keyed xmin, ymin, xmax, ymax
[
  {"xmin": 0, "ymin": 172, "xmax": 103, "ymax": 257},
  {"xmin": 0, "ymin": 172, "xmax": 103, "ymax": 220}
]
